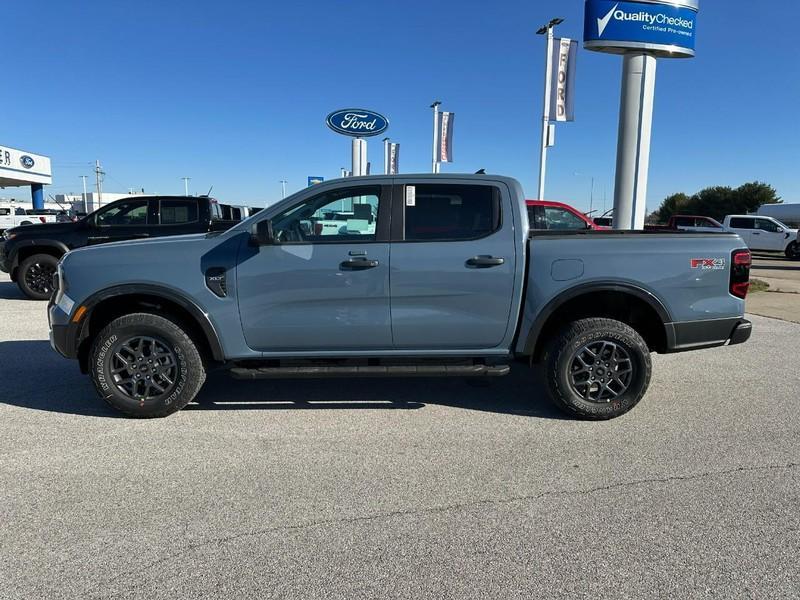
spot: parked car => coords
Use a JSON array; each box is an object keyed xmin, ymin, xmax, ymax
[
  {"xmin": 526, "ymin": 200, "xmax": 602, "ymax": 231},
  {"xmin": 0, "ymin": 195, "xmax": 241, "ymax": 299},
  {"xmin": 48, "ymin": 174, "xmax": 752, "ymax": 420},
  {"xmin": 645, "ymin": 215, "xmax": 726, "ymax": 233},
  {"xmin": 0, "ymin": 204, "xmax": 57, "ymax": 232},
  {"xmin": 722, "ymin": 214, "xmax": 799, "ymax": 259}
]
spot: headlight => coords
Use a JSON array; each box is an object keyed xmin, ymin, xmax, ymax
[{"xmin": 2, "ymin": 231, "xmax": 15, "ymax": 241}]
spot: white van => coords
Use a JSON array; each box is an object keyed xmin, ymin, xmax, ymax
[{"xmin": 723, "ymin": 214, "xmax": 799, "ymax": 259}]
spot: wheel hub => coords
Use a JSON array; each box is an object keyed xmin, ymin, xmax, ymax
[
  {"xmin": 568, "ymin": 340, "xmax": 633, "ymax": 403},
  {"xmin": 24, "ymin": 262, "xmax": 56, "ymax": 295},
  {"xmin": 110, "ymin": 336, "xmax": 179, "ymax": 402}
]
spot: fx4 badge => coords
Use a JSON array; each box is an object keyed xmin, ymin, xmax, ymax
[{"xmin": 690, "ymin": 258, "xmax": 725, "ymax": 270}]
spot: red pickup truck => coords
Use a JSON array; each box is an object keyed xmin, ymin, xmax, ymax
[{"xmin": 526, "ymin": 200, "xmax": 602, "ymax": 231}]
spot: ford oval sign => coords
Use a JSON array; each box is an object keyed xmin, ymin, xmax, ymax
[
  {"xmin": 326, "ymin": 109, "xmax": 389, "ymax": 137},
  {"xmin": 20, "ymin": 155, "xmax": 35, "ymax": 169}
]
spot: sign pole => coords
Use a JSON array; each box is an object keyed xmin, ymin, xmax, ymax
[
  {"xmin": 430, "ymin": 101, "xmax": 441, "ymax": 174},
  {"xmin": 383, "ymin": 137, "xmax": 390, "ymax": 175},
  {"xmin": 612, "ymin": 52, "xmax": 657, "ymax": 230},
  {"xmin": 537, "ymin": 23, "xmax": 556, "ymax": 201}
]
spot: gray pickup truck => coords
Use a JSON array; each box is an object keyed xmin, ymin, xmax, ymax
[{"xmin": 48, "ymin": 174, "xmax": 752, "ymax": 420}]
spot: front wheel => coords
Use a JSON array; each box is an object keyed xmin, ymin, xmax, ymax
[
  {"xmin": 544, "ymin": 318, "xmax": 652, "ymax": 420},
  {"xmin": 18, "ymin": 253, "xmax": 60, "ymax": 300},
  {"xmin": 786, "ymin": 242, "xmax": 799, "ymax": 260},
  {"xmin": 90, "ymin": 313, "xmax": 206, "ymax": 418}
]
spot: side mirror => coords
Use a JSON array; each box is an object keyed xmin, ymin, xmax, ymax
[
  {"xmin": 776, "ymin": 227, "xmax": 784, "ymax": 233},
  {"xmin": 252, "ymin": 219, "xmax": 275, "ymax": 245}
]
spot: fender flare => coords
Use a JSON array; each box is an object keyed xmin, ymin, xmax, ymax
[
  {"xmin": 520, "ymin": 281, "xmax": 673, "ymax": 357},
  {"xmin": 8, "ymin": 239, "xmax": 70, "ymax": 271},
  {"xmin": 78, "ymin": 283, "xmax": 225, "ymax": 362}
]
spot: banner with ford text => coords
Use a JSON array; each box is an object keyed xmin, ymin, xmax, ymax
[
  {"xmin": 437, "ymin": 112, "xmax": 454, "ymax": 163},
  {"xmin": 549, "ymin": 38, "xmax": 577, "ymax": 122},
  {"xmin": 388, "ymin": 143, "xmax": 400, "ymax": 174}
]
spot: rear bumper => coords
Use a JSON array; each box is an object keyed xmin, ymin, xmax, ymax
[{"xmin": 664, "ymin": 317, "xmax": 751, "ymax": 353}]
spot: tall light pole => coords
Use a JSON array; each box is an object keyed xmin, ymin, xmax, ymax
[
  {"xmin": 280, "ymin": 180, "xmax": 287, "ymax": 199},
  {"xmin": 80, "ymin": 175, "xmax": 88, "ymax": 210},
  {"xmin": 94, "ymin": 160, "xmax": 104, "ymax": 208},
  {"xmin": 535, "ymin": 17, "xmax": 564, "ymax": 201},
  {"xmin": 574, "ymin": 171, "xmax": 595, "ymax": 215},
  {"xmin": 430, "ymin": 100, "xmax": 441, "ymax": 174},
  {"xmin": 182, "ymin": 177, "xmax": 191, "ymax": 196}
]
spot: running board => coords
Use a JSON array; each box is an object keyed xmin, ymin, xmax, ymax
[{"xmin": 229, "ymin": 364, "xmax": 510, "ymax": 380}]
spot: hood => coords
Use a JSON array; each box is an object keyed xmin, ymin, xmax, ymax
[{"xmin": 7, "ymin": 220, "xmax": 81, "ymax": 237}]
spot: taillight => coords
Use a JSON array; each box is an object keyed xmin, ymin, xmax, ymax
[{"xmin": 730, "ymin": 249, "xmax": 751, "ymax": 299}]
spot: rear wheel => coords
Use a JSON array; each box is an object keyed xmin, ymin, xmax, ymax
[
  {"xmin": 785, "ymin": 242, "xmax": 799, "ymax": 260},
  {"xmin": 18, "ymin": 253, "xmax": 59, "ymax": 300},
  {"xmin": 90, "ymin": 313, "xmax": 206, "ymax": 418},
  {"xmin": 544, "ymin": 318, "xmax": 651, "ymax": 420}
]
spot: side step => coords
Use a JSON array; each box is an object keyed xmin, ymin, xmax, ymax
[{"xmin": 229, "ymin": 364, "xmax": 510, "ymax": 380}]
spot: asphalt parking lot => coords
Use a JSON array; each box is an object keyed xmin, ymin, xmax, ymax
[{"xmin": 1, "ymin": 271, "xmax": 798, "ymax": 599}]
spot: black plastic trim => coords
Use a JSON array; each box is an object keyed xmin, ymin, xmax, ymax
[
  {"xmin": 521, "ymin": 282, "xmax": 673, "ymax": 356},
  {"xmin": 664, "ymin": 317, "xmax": 748, "ymax": 352},
  {"xmin": 74, "ymin": 284, "xmax": 225, "ymax": 361}
]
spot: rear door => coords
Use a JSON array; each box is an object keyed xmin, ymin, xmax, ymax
[
  {"xmin": 389, "ymin": 181, "xmax": 516, "ymax": 349},
  {"xmin": 727, "ymin": 217, "xmax": 755, "ymax": 247},
  {"xmin": 153, "ymin": 197, "xmax": 203, "ymax": 236}
]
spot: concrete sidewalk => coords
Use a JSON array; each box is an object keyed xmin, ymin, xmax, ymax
[{"xmin": 747, "ymin": 290, "xmax": 800, "ymax": 324}]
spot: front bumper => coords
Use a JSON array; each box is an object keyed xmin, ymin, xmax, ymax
[
  {"xmin": 0, "ymin": 241, "xmax": 10, "ymax": 273},
  {"xmin": 48, "ymin": 292, "xmax": 81, "ymax": 359},
  {"xmin": 665, "ymin": 317, "xmax": 752, "ymax": 353}
]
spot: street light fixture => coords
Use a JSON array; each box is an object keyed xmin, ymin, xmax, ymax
[{"xmin": 535, "ymin": 17, "xmax": 565, "ymax": 201}]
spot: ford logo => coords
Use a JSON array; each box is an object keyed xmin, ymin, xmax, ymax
[
  {"xmin": 20, "ymin": 155, "xmax": 35, "ymax": 169},
  {"xmin": 326, "ymin": 109, "xmax": 389, "ymax": 137}
]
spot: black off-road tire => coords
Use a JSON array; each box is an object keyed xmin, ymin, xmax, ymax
[
  {"xmin": 544, "ymin": 318, "xmax": 651, "ymax": 420},
  {"xmin": 90, "ymin": 313, "xmax": 206, "ymax": 418},
  {"xmin": 785, "ymin": 242, "xmax": 799, "ymax": 260},
  {"xmin": 17, "ymin": 253, "xmax": 60, "ymax": 300}
]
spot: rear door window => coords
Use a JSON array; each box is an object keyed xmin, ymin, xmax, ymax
[
  {"xmin": 159, "ymin": 199, "xmax": 199, "ymax": 225},
  {"xmin": 403, "ymin": 184, "xmax": 500, "ymax": 241},
  {"xmin": 729, "ymin": 217, "xmax": 755, "ymax": 229}
]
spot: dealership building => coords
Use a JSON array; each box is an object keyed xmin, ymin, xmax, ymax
[{"xmin": 0, "ymin": 145, "xmax": 52, "ymax": 210}]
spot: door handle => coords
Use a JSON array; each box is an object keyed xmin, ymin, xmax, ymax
[
  {"xmin": 752, "ymin": 232, "xmax": 760, "ymax": 235},
  {"xmin": 132, "ymin": 233, "xmax": 150, "ymax": 238},
  {"xmin": 466, "ymin": 256, "xmax": 505, "ymax": 268},
  {"xmin": 340, "ymin": 258, "xmax": 379, "ymax": 270}
]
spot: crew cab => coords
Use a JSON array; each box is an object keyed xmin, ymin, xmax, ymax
[
  {"xmin": 526, "ymin": 200, "xmax": 601, "ymax": 231},
  {"xmin": 723, "ymin": 214, "xmax": 799, "ymax": 259},
  {"xmin": 48, "ymin": 175, "xmax": 752, "ymax": 420},
  {"xmin": 1, "ymin": 195, "xmax": 240, "ymax": 299}
]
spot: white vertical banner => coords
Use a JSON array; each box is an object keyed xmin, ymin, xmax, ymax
[
  {"xmin": 549, "ymin": 38, "xmax": 577, "ymax": 122},
  {"xmin": 437, "ymin": 111, "xmax": 455, "ymax": 163},
  {"xmin": 388, "ymin": 143, "xmax": 399, "ymax": 174}
]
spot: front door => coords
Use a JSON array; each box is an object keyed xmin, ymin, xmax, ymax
[
  {"xmin": 389, "ymin": 182, "xmax": 517, "ymax": 349},
  {"xmin": 87, "ymin": 198, "xmax": 153, "ymax": 245},
  {"xmin": 754, "ymin": 218, "xmax": 786, "ymax": 251},
  {"xmin": 237, "ymin": 184, "xmax": 392, "ymax": 352}
]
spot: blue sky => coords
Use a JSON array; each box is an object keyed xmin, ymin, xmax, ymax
[{"xmin": 2, "ymin": 0, "xmax": 799, "ymax": 210}]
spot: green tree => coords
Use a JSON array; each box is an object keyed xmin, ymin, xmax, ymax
[{"xmin": 652, "ymin": 182, "xmax": 781, "ymax": 223}]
